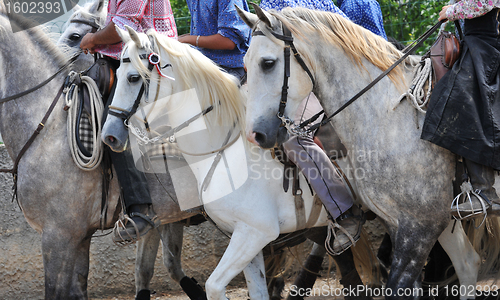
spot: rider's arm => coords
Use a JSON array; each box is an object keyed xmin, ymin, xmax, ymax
[
  {"xmin": 80, "ymin": 21, "xmax": 121, "ymax": 53},
  {"xmin": 178, "ymin": 33, "xmax": 236, "ymax": 50},
  {"xmin": 441, "ymin": 0, "xmax": 500, "ymax": 21}
]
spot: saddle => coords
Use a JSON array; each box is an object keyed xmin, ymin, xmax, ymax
[
  {"xmin": 427, "ymin": 21, "xmax": 463, "ymax": 83},
  {"xmin": 83, "ymin": 55, "xmax": 116, "ymax": 100}
]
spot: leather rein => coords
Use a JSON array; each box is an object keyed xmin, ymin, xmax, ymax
[
  {"xmin": 256, "ymin": 20, "xmax": 445, "ymax": 135},
  {"xmin": 0, "ymin": 53, "xmax": 79, "ymax": 198}
]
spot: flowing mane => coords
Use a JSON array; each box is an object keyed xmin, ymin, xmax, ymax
[
  {"xmin": 123, "ymin": 30, "xmax": 246, "ymax": 134},
  {"xmin": 264, "ymin": 7, "xmax": 404, "ymax": 84}
]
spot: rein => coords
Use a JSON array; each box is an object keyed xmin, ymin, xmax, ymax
[
  {"xmin": 258, "ymin": 19, "xmax": 444, "ymax": 135},
  {"xmin": 0, "ymin": 53, "xmax": 79, "ymax": 199},
  {"xmin": 0, "ymin": 53, "xmax": 79, "ymax": 104}
]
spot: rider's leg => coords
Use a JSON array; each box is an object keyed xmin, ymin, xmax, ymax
[
  {"xmin": 283, "ymin": 135, "xmax": 365, "ymax": 255},
  {"xmin": 101, "ymin": 66, "xmax": 158, "ymax": 242}
]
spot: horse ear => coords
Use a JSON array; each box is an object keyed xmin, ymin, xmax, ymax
[
  {"xmin": 72, "ymin": 4, "xmax": 81, "ymax": 12},
  {"xmin": 115, "ymin": 25, "xmax": 130, "ymax": 43},
  {"xmin": 235, "ymin": 4, "xmax": 258, "ymax": 29},
  {"xmin": 125, "ymin": 25, "xmax": 142, "ymax": 47},
  {"xmin": 251, "ymin": 3, "xmax": 272, "ymax": 28},
  {"xmin": 89, "ymin": 0, "xmax": 104, "ymax": 14}
]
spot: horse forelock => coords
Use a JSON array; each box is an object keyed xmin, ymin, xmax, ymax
[
  {"xmin": 269, "ymin": 7, "xmax": 405, "ymax": 86},
  {"xmin": 131, "ymin": 30, "xmax": 246, "ymax": 135}
]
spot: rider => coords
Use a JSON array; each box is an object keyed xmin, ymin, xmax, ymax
[
  {"xmin": 336, "ymin": 0, "xmax": 387, "ymax": 39},
  {"xmin": 79, "ymin": 0, "xmax": 177, "ymax": 242},
  {"xmin": 177, "ymin": 0, "xmax": 251, "ymax": 81},
  {"xmin": 258, "ymin": 0, "xmax": 367, "ymax": 255},
  {"xmin": 421, "ymin": 0, "xmax": 500, "ymax": 218}
]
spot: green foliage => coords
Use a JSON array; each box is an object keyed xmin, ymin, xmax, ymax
[
  {"xmin": 171, "ymin": 0, "xmax": 448, "ymax": 54},
  {"xmin": 379, "ymin": 0, "xmax": 444, "ymax": 54}
]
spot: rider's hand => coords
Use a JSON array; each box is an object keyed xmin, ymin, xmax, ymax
[
  {"xmin": 439, "ymin": 5, "xmax": 451, "ymax": 22},
  {"xmin": 80, "ymin": 33, "xmax": 96, "ymax": 55}
]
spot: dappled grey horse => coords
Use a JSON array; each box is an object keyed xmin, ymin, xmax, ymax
[
  {"xmin": 57, "ymin": 1, "xmax": 207, "ymax": 299},
  {"xmin": 237, "ymin": 5, "xmax": 500, "ymax": 299},
  {"xmin": 0, "ymin": 4, "xmax": 209, "ymax": 299}
]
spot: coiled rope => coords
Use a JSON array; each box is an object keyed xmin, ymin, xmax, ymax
[
  {"xmin": 65, "ymin": 72, "xmax": 104, "ymax": 170},
  {"xmin": 398, "ymin": 57, "xmax": 433, "ymax": 113}
]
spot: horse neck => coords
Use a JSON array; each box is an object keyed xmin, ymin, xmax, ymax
[
  {"xmin": 0, "ymin": 22, "xmax": 67, "ymax": 157},
  {"xmin": 311, "ymin": 43, "xmax": 417, "ymax": 150}
]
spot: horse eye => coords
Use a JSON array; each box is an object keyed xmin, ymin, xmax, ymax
[
  {"xmin": 128, "ymin": 74, "xmax": 141, "ymax": 83},
  {"xmin": 261, "ymin": 59, "xmax": 275, "ymax": 71},
  {"xmin": 69, "ymin": 33, "xmax": 81, "ymax": 41}
]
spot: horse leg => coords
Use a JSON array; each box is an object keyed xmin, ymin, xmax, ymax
[
  {"xmin": 387, "ymin": 219, "xmax": 446, "ymax": 300},
  {"xmin": 135, "ymin": 225, "xmax": 161, "ymax": 300},
  {"xmin": 437, "ymin": 221, "xmax": 480, "ymax": 300},
  {"xmin": 287, "ymin": 243, "xmax": 325, "ymax": 300},
  {"xmin": 42, "ymin": 229, "xmax": 91, "ymax": 300},
  {"xmin": 303, "ymin": 228, "xmax": 372, "ymax": 300},
  {"xmin": 205, "ymin": 224, "xmax": 278, "ymax": 300},
  {"xmin": 243, "ymin": 251, "xmax": 269, "ymax": 300},
  {"xmin": 158, "ymin": 222, "xmax": 207, "ymax": 300}
]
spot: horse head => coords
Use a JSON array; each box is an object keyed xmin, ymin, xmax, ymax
[
  {"xmin": 101, "ymin": 26, "xmax": 179, "ymax": 152},
  {"xmin": 57, "ymin": 0, "xmax": 106, "ymax": 70},
  {"xmin": 237, "ymin": 4, "xmax": 314, "ymax": 149}
]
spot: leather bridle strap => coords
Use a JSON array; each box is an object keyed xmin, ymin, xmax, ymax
[
  {"xmin": 108, "ymin": 54, "xmax": 151, "ymax": 121},
  {"xmin": 70, "ymin": 19, "xmax": 100, "ymax": 33},
  {"xmin": 0, "ymin": 84, "xmax": 65, "ymax": 200},
  {"xmin": 302, "ymin": 20, "xmax": 445, "ymax": 133},
  {"xmin": 0, "ymin": 53, "xmax": 79, "ymax": 104},
  {"xmin": 253, "ymin": 24, "xmax": 315, "ymax": 119}
]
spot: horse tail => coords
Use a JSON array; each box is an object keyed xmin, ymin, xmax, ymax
[
  {"xmin": 467, "ymin": 216, "xmax": 500, "ymax": 280},
  {"xmin": 350, "ymin": 228, "xmax": 381, "ymax": 287}
]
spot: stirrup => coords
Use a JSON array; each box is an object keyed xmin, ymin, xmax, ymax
[
  {"xmin": 325, "ymin": 219, "xmax": 358, "ymax": 256},
  {"xmin": 112, "ymin": 213, "xmax": 138, "ymax": 246},
  {"xmin": 451, "ymin": 181, "xmax": 490, "ymax": 227}
]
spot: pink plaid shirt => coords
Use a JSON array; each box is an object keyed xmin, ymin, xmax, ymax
[{"xmin": 96, "ymin": 0, "xmax": 178, "ymax": 60}]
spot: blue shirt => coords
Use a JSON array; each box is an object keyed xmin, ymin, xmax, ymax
[
  {"xmin": 260, "ymin": 0, "xmax": 348, "ymax": 18},
  {"xmin": 337, "ymin": 0, "xmax": 387, "ymax": 39},
  {"xmin": 186, "ymin": 0, "xmax": 251, "ymax": 69}
]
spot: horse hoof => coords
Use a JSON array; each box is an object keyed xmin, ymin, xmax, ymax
[{"xmin": 135, "ymin": 289, "xmax": 151, "ymax": 300}]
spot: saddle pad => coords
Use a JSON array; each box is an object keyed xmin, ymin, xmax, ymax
[{"xmin": 78, "ymin": 114, "xmax": 94, "ymax": 154}]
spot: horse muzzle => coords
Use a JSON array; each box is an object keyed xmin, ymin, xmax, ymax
[
  {"xmin": 247, "ymin": 116, "xmax": 289, "ymax": 149},
  {"xmin": 101, "ymin": 115, "xmax": 129, "ymax": 152}
]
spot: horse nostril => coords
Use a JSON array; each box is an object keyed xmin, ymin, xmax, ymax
[
  {"xmin": 104, "ymin": 136, "xmax": 116, "ymax": 146},
  {"xmin": 254, "ymin": 131, "xmax": 267, "ymax": 147}
]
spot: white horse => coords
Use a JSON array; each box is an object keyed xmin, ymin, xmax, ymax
[
  {"xmin": 236, "ymin": 5, "xmax": 500, "ymax": 299},
  {"xmin": 57, "ymin": 2, "xmax": 209, "ymax": 299},
  {"xmin": 99, "ymin": 23, "xmax": 498, "ymax": 299}
]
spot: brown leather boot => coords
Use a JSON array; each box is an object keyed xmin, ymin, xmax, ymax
[{"xmin": 325, "ymin": 205, "xmax": 366, "ymax": 256}]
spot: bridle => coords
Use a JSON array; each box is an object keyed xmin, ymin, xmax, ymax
[
  {"xmin": 254, "ymin": 19, "xmax": 445, "ymax": 136},
  {"xmin": 107, "ymin": 48, "xmax": 174, "ymax": 122},
  {"xmin": 252, "ymin": 23, "xmax": 316, "ymax": 136},
  {"xmin": 70, "ymin": 18, "xmax": 101, "ymax": 33}
]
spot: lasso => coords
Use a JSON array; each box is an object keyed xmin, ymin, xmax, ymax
[{"xmin": 64, "ymin": 71, "xmax": 104, "ymax": 170}]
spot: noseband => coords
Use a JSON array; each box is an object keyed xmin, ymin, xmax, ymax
[{"xmin": 252, "ymin": 23, "xmax": 315, "ymax": 129}]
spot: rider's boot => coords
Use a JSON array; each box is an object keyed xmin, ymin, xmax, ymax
[
  {"xmin": 325, "ymin": 205, "xmax": 366, "ymax": 256},
  {"xmin": 452, "ymin": 159, "xmax": 500, "ymax": 218}
]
